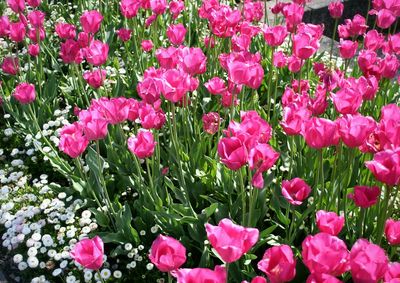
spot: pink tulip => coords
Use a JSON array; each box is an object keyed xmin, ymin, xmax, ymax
[
  {"xmin": 148, "ymin": 234, "xmax": 186, "ymax": 272},
  {"xmin": 155, "ymin": 46, "xmax": 179, "ymax": 69},
  {"xmin": 389, "ymin": 33, "xmax": 400, "ymax": 54},
  {"xmin": 6, "ymin": 0, "xmax": 25, "ymax": 13},
  {"xmin": 70, "ymin": 236, "xmax": 104, "ymax": 270},
  {"xmin": 257, "ymin": 245, "xmax": 296, "ymax": 283},
  {"xmin": 226, "ymin": 57, "xmax": 264, "ymax": 90},
  {"xmin": 28, "ymin": 11, "xmax": 45, "ymax": 28},
  {"xmin": 85, "ymin": 40, "xmax": 109, "ymax": 66},
  {"xmin": 365, "ymin": 148, "xmax": 400, "ymax": 186},
  {"xmin": 263, "ymin": 25, "xmax": 288, "ymax": 47},
  {"xmin": 179, "ymin": 47, "xmax": 207, "ymax": 75},
  {"xmin": 273, "ymin": 51, "xmax": 288, "ymax": 68},
  {"xmin": 308, "ymin": 85, "xmax": 328, "ymax": 116},
  {"xmin": 28, "ymin": 44, "xmax": 40, "ymax": 57},
  {"xmin": 218, "ymin": 137, "xmax": 248, "ymax": 170},
  {"xmin": 116, "ymin": 28, "xmax": 132, "ymax": 42},
  {"xmin": 160, "ymin": 68, "xmax": 190, "ymax": 103},
  {"xmin": 377, "ymin": 104, "xmax": 400, "ymax": 150},
  {"xmin": 359, "ymin": 76, "xmax": 378, "ymax": 100},
  {"xmin": 243, "ymin": 1, "xmax": 264, "ymax": 22},
  {"xmin": 172, "ymin": 265, "xmax": 226, "ymax": 283},
  {"xmin": 282, "ymin": 3, "xmax": 304, "ymax": 32},
  {"xmin": 13, "ymin": 83, "xmax": 36, "ymax": 104},
  {"xmin": 302, "ymin": 117, "xmax": 339, "ymax": 149},
  {"xmin": 328, "ymin": 1, "xmax": 344, "ymax": 18},
  {"xmin": 292, "ymin": 32, "xmax": 320, "ymax": 60},
  {"xmin": 169, "ymin": 0, "xmax": 185, "ymax": 19},
  {"xmin": 80, "ymin": 10, "xmax": 103, "ymax": 34},
  {"xmin": 316, "ymin": 210, "xmax": 345, "ymax": 236},
  {"xmin": 306, "ymin": 273, "xmax": 343, "ymax": 283},
  {"xmin": 350, "ymin": 239, "xmax": 389, "ymax": 282},
  {"xmin": 58, "ymin": 123, "xmax": 89, "ymax": 158},
  {"xmin": 120, "ymin": 0, "xmax": 140, "ymax": 18},
  {"xmin": 9, "ymin": 22, "xmax": 25, "ymax": 42},
  {"xmin": 287, "ymin": 55, "xmax": 303, "ymax": 73},
  {"xmin": 302, "ymin": 232, "xmax": 350, "ymax": 276},
  {"xmin": 202, "ymin": 112, "xmax": 220, "ymax": 135},
  {"xmin": 205, "ymin": 77, "xmax": 226, "ymax": 95},
  {"xmin": 205, "ymin": 218, "xmax": 259, "ymax": 263},
  {"xmin": 138, "ymin": 102, "xmax": 166, "ymax": 129},
  {"xmin": 339, "ymin": 39, "xmax": 358, "ymax": 59},
  {"xmin": 78, "ymin": 109, "xmax": 108, "ymax": 141},
  {"xmin": 375, "ymin": 9, "xmax": 396, "ymax": 29},
  {"xmin": 77, "ymin": 32, "xmax": 93, "ymax": 48},
  {"xmin": 331, "ymin": 86, "xmax": 363, "ymax": 115},
  {"xmin": 248, "ymin": 144, "xmax": 280, "ymax": 188},
  {"xmin": 1, "ymin": 57, "xmax": 19, "ymax": 75},
  {"xmin": 349, "ymin": 186, "xmax": 380, "ymax": 208},
  {"xmin": 137, "ymin": 68, "xmax": 163, "ymax": 105},
  {"xmin": 27, "ymin": 27, "xmax": 45, "ymax": 43},
  {"xmin": 166, "ymin": 23, "xmax": 186, "ymax": 45},
  {"xmin": 282, "ymin": 177, "xmax": 311, "ymax": 206},
  {"xmin": 128, "ymin": 129, "xmax": 156, "ymax": 159},
  {"xmin": 141, "ymin": 39, "xmax": 154, "ymax": 52},
  {"xmin": 60, "ymin": 39, "xmax": 83, "ymax": 64},
  {"xmin": 337, "ymin": 114, "xmax": 376, "ymax": 148},
  {"xmin": 92, "ymin": 97, "xmax": 130, "ymax": 124},
  {"xmin": 26, "ymin": 0, "xmax": 41, "ymax": 7},
  {"xmin": 381, "ymin": 54, "xmax": 399, "ymax": 79},
  {"xmin": 385, "ymin": 219, "xmax": 400, "ymax": 245},
  {"xmin": 0, "ymin": 16, "xmax": 10, "ymax": 38},
  {"xmin": 384, "ymin": 262, "xmax": 400, "ymax": 282},
  {"xmin": 83, "ymin": 69, "xmax": 107, "ymax": 89},
  {"xmin": 150, "ymin": 0, "xmax": 167, "ymax": 14},
  {"xmin": 281, "ymin": 104, "xmax": 312, "ymax": 136},
  {"xmin": 364, "ymin": 30, "xmax": 385, "ymax": 51}
]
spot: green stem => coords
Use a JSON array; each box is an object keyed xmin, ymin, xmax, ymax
[
  {"xmin": 376, "ymin": 186, "xmax": 392, "ymax": 245},
  {"xmin": 238, "ymin": 168, "xmax": 247, "ymax": 225},
  {"xmin": 330, "ymin": 19, "xmax": 338, "ymax": 61}
]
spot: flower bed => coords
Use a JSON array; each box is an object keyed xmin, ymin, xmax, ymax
[{"xmin": 0, "ymin": 0, "xmax": 400, "ymax": 282}]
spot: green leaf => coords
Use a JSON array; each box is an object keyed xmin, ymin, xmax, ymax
[{"xmin": 89, "ymin": 208, "xmax": 110, "ymax": 227}]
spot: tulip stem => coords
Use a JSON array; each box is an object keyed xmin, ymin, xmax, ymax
[
  {"xmin": 376, "ymin": 186, "xmax": 392, "ymax": 245},
  {"xmin": 168, "ymin": 273, "xmax": 173, "ymax": 283},
  {"xmin": 238, "ymin": 168, "xmax": 247, "ymax": 225},
  {"xmin": 330, "ymin": 19, "xmax": 339, "ymax": 62},
  {"xmin": 225, "ymin": 263, "xmax": 230, "ymax": 283}
]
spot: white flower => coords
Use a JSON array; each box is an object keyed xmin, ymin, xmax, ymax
[
  {"xmin": 151, "ymin": 226, "xmax": 158, "ymax": 233},
  {"xmin": 52, "ymin": 268, "xmax": 62, "ymax": 276},
  {"xmin": 42, "ymin": 234, "xmax": 54, "ymax": 247},
  {"xmin": 140, "ymin": 230, "xmax": 146, "ymax": 236},
  {"xmin": 13, "ymin": 254, "xmax": 23, "ymax": 264},
  {"xmin": 32, "ymin": 233, "xmax": 41, "ymax": 241},
  {"xmin": 47, "ymin": 249, "xmax": 56, "ymax": 258},
  {"xmin": 138, "ymin": 245, "xmax": 144, "ymax": 250},
  {"xmin": 60, "ymin": 260, "xmax": 68, "ymax": 269},
  {"xmin": 66, "ymin": 275, "xmax": 76, "ymax": 283},
  {"xmin": 146, "ymin": 263, "xmax": 154, "ymax": 270},
  {"xmin": 18, "ymin": 261, "xmax": 28, "ymax": 271},
  {"xmin": 113, "ymin": 270, "xmax": 122, "ymax": 278},
  {"xmin": 100, "ymin": 269, "xmax": 111, "ymax": 280},
  {"xmin": 28, "ymin": 247, "xmax": 38, "ymax": 257},
  {"xmin": 81, "ymin": 210, "xmax": 91, "ymax": 219},
  {"xmin": 27, "ymin": 256, "xmax": 39, "ymax": 268},
  {"xmin": 124, "ymin": 243, "xmax": 133, "ymax": 251},
  {"xmin": 84, "ymin": 271, "xmax": 93, "ymax": 281}
]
